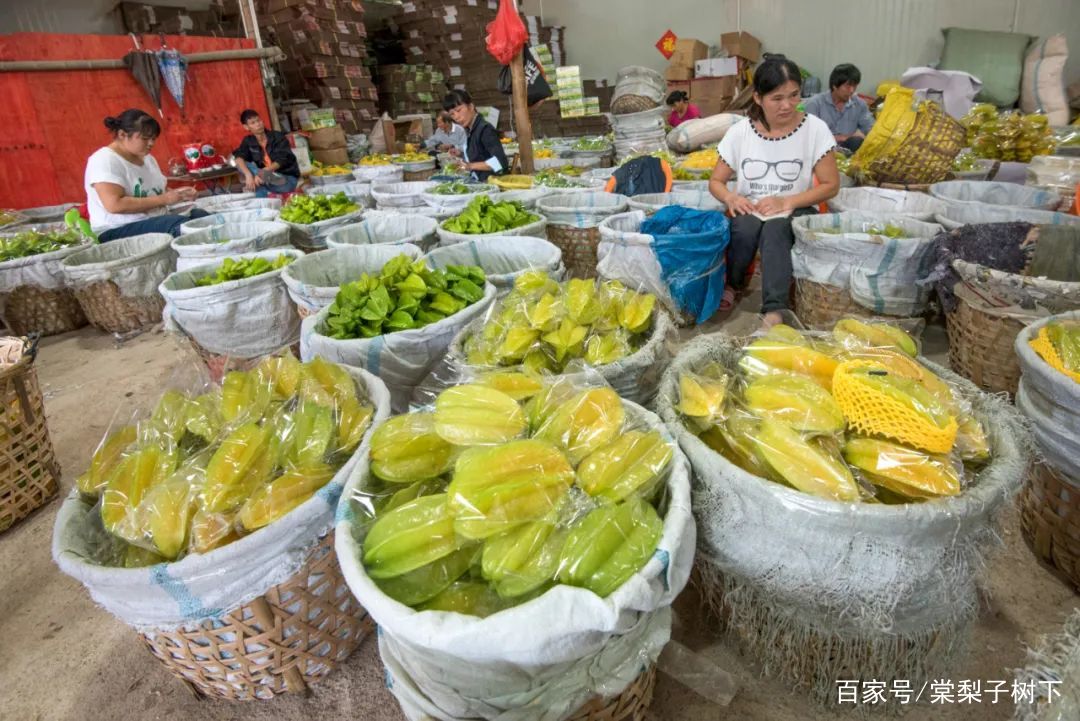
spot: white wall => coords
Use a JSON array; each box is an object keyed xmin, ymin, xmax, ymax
[
  {"xmin": 527, "ymin": 0, "xmax": 1080, "ymax": 94},
  {"xmin": 0, "ymin": 0, "xmax": 213, "ymax": 35}
]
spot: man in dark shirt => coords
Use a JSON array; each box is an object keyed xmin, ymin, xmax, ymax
[
  {"xmin": 233, "ymin": 109, "xmax": 300, "ymax": 197},
  {"xmin": 442, "ymin": 90, "xmax": 508, "ymax": 182}
]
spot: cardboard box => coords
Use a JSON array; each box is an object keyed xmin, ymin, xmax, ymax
[
  {"xmin": 695, "ymin": 57, "xmax": 739, "ymax": 78},
  {"xmin": 308, "ymin": 125, "xmax": 347, "ymax": 149},
  {"xmin": 666, "ymin": 80, "xmax": 691, "ymax": 97},
  {"xmin": 670, "ymin": 39, "xmax": 709, "ymax": 67},
  {"xmin": 665, "ymin": 64, "xmax": 694, "ymax": 82},
  {"xmin": 721, "ymin": 31, "xmax": 761, "ymax": 62},
  {"xmin": 691, "ymin": 76, "xmax": 738, "ymax": 117},
  {"xmin": 311, "ymin": 147, "xmax": 351, "ymax": 165}
]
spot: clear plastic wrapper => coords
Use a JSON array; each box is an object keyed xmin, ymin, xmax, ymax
[
  {"xmin": 74, "ymin": 354, "xmax": 378, "ymax": 565},
  {"xmin": 347, "ymin": 375, "xmax": 679, "ymax": 614},
  {"xmin": 670, "ymin": 318, "xmax": 990, "ymax": 505}
]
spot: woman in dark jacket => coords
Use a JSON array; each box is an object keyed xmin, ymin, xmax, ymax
[{"xmin": 442, "ymin": 90, "xmax": 508, "ymax": 182}]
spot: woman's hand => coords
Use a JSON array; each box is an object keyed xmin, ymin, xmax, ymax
[
  {"xmin": 242, "ymin": 175, "xmax": 257, "ymax": 192},
  {"xmin": 162, "ymin": 187, "xmax": 196, "ymax": 206},
  {"xmin": 727, "ymin": 194, "xmax": 757, "ymax": 216},
  {"xmin": 754, "ymin": 196, "xmax": 791, "ymax": 217}
]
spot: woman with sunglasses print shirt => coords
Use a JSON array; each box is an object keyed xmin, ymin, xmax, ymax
[{"xmin": 709, "ymin": 54, "xmax": 839, "ymax": 329}]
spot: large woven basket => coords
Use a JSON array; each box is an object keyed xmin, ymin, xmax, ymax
[
  {"xmin": 187, "ymin": 337, "xmax": 301, "ymax": 385},
  {"xmin": 865, "ymin": 101, "xmax": 965, "ymax": 186},
  {"xmin": 1019, "ymin": 463, "xmax": 1080, "ymax": 591},
  {"xmin": 793, "ymin": 278, "xmax": 922, "ymax": 332},
  {"xmin": 945, "ymin": 293, "xmax": 1025, "ymax": 396},
  {"xmin": 73, "ymin": 281, "xmax": 164, "ymax": 334},
  {"xmin": 611, "ymin": 95, "xmax": 659, "ymax": 115},
  {"xmin": 547, "ymin": 225, "xmax": 602, "ymax": 279},
  {"xmin": 0, "ymin": 337, "xmax": 60, "ymax": 532},
  {"xmin": 142, "ymin": 534, "xmax": 373, "ymax": 700},
  {"xmin": 566, "ymin": 666, "xmax": 657, "ymax": 721},
  {"xmin": 1, "ymin": 285, "xmax": 86, "ymax": 336}
]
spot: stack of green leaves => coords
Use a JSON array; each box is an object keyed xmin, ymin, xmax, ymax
[
  {"xmin": 463, "ymin": 272, "xmax": 657, "ymax": 373},
  {"xmin": 279, "ymin": 192, "xmax": 359, "ymax": 225},
  {"xmin": 442, "ymin": 196, "xmax": 540, "ymax": 235},
  {"xmin": 195, "ymin": 254, "xmax": 294, "ymax": 287},
  {"xmin": 0, "ymin": 227, "xmax": 84, "ymax": 262},
  {"xmin": 323, "ymin": 254, "xmax": 486, "ymax": 339}
]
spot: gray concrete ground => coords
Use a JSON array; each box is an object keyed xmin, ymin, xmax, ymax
[{"xmin": 1, "ymin": 298, "xmax": 1076, "ymax": 721}]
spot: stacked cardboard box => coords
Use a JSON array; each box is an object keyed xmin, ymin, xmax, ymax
[
  {"xmin": 394, "ymin": 0, "xmax": 608, "ymax": 136},
  {"xmin": 665, "ymin": 39, "xmax": 708, "ymax": 82},
  {"xmin": 120, "ymin": 1, "xmax": 242, "ymax": 36},
  {"xmin": 258, "ymin": 0, "xmax": 379, "ymax": 134},
  {"xmin": 377, "ymin": 64, "xmax": 445, "ymax": 118}
]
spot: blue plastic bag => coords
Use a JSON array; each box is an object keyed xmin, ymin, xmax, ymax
[{"xmin": 641, "ymin": 206, "xmax": 730, "ymax": 324}]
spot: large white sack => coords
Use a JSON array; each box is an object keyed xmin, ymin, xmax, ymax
[
  {"xmin": 354, "ymin": 164, "xmax": 404, "ymax": 183},
  {"xmin": 420, "ymin": 184, "xmax": 498, "ymax": 212},
  {"xmin": 325, "ymin": 215, "xmax": 438, "ymax": 252},
  {"xmin": 423, "ymin": 236, "xmax": 564, "ymax": 294},
  {"xmin": 627, "ymin": 191, "xmax": 724, "ymax": 215},
  {"xmin": 929, "ymin": 180, "xmax": 1063, "ymax": 211},
  {"xmin": 281, "ymin": 244, "xmax": 423, "ymax": 316},
  {"xmin": 62, "ymin": 232, "xmax": 176, "ymax": 297},
  {"xmin": 159, "ymin": 248, "xmax": 304, "ymax": 357},
  {"xmin": 171, "ymin": 221, "xmax": 291, "ymax": 272},
  {"xmin": 372, "ymin": 181, "xmax": 438, "ymax": 209},
  {"xmin": 934, "ymin": 204, "xmax": 1080, "ymax": 230},
  {"xmin": 282, "ymin": 209, "xmax": 365, "ymax": 251},
  {"xmin": 666, "ymin": 114, "xmax": 741, "ymax": 153},
  {"xmin": 180, "ymin": 207, "xmax": 280, "ymax": 234},
  {"xmin": 301, "ymin": 281, "xmax": 497, "ymax": 412},
  {"xmin": 307, "ymin": 181, "xmax": 373, "ymax": 208},
  {"xmin": 537, "ymin": 192, "xmax": 629, "ymax": 229},
  {"xmin": 436, "ymin": 217, "xmax": 548, "ymax": 247},
  {"xmin": 791, "ymin": 211, "xmax": 942, "ymax": 316},
  {"xmin": 53, "ymin": 366, "xmax": 390, "ymax": 630},
  {"xmin": 194, "ymin": 194, "xmax": 281, "ymax": 214},
  {"xmin": 335, "ymin": 400, "xmax": 695, "ymax": 721},
  {"xmin": 0, "ymin": 237, "xmax": 92, "ymax": 318},
  {"xmin": 827, "ymin": 187, "xmax": 948, "ymax": 221}
]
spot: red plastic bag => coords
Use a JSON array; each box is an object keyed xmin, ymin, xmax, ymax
[{"xmin": 486, "ymin": 0, "xmax": 527, "ymax": 65}]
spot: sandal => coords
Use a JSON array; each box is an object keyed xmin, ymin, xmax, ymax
[{"xmin": 719, "ymin": 286, "xmax": 737, "ymax": 313}]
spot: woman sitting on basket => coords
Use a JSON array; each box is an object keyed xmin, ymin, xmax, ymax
[
  {"xmin": 84, "ymin": 109, "xmax": 208, "ymax": 242},
  {"xmin": 708, "ymin": 54, "xmax": 840, "ymax": 329}
]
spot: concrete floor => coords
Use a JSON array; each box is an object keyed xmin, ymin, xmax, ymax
[{"xmin": 1, "ymin": 304, "xmax": 1077, "ymax": 721}]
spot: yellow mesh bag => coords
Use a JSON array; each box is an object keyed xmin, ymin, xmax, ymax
[
  {"xmin": 490, "ymin": 175, "xmax": 533, "ymax": 190},
  {"xmin": 850, "ymin": 88, "xmax": 917, "ymax": 171},
  {"xmin": 1029, "ymin": 327, "xmax": 1080, "ymax": 384},
  {"xmin": 832, "ymin": 360, "xmax": 959, "ymax": 454}
]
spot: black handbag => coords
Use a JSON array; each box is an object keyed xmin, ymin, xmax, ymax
[{"xmin": 498, "ymin": 46, "xmax": 553, "ymax": 106}]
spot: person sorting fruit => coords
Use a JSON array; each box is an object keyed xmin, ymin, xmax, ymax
[
  {"xmin": 442, "ymin": 89, "xmax": 508, "ymax": 182},
  {"xmin": 424, "ymin": 112, "xmax": 467, "ymax": 153},
  {"xmin": 666, "ymin": 90, "xmax": 701, "ymax": 127},
  {"xmin": 233, "ymin": 109, "xmax": 301, "ymax": 197},
  {"xmin": 708, "ymin": 54, "xmax": 840, "ymax": 328},
  {"xmin": 804, "ymin": 64, "xmax": 875, "ymax": 152},
  {"xmin": 85, "ymin": 109, "xmax": 208, "ymax": 242}
]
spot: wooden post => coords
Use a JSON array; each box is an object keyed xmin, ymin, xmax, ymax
[
  {"xmin": 509, "ymin": 49, "xmax": 534, "ymax": 175},
  {"xmin": 238, "ymin": 0, "xmax": 282, "ymax": 131}
]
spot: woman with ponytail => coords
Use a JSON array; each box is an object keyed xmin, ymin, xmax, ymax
[
  {"xmin": 84, "ymin": 109, "xmax": 206, "ymax": 241},
  {"xmin": 708, "ymin": 54, "xmax": 839, "ymax": 328}
]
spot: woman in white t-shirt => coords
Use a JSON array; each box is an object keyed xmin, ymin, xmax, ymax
[
  {"xmin": 709, "ymin": 55, "xmax": 840, "ymax": 328},
  {"xmin": 84, "ymin": 109, "xmax": 205, "ymax": 242}
]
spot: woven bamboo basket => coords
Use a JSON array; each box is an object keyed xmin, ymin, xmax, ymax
[
  {"xmin": 611, "ymin": 95, "xmax": 659, "ymax": 115},
  {"xmin": 566, "ymin": 666, "xmax": 657, "ymax": 721},
  {"xmin": 1, "ymin": 285, "xmax": 86, "ymax": 336},
  {"xmin": 403, "ymin": 168, "xmax": 437, "ymax": 182},
  {"xmin": 864, "ymin": 101, "xmax": 965, "ymax": 187},
  {"xmin": 0, "ymin": 337, "xmax": 60, "ymax": 532},
  {"xmin": 793, "ymin": 279, "xmax": 922, "ymax": 333},
  {"xmin": 945, "ymin": 295, "xmax": 1025, "ymax": 396},
  {"xmin": 1019, "ymin": 462, "xmax": 1080, "ymax": 592},
  {"xmin": 73, "ymin": 281, "xmax": 164, "ymax": 334},
  {"xmin": 188, "ymin": 338, "xmax": 301, "ymax": 385},
  {"xmin": 142, "ymin": 534, "xmax": 374, "ymax": 700},
  {"xmin": 546, "ymin": 225, "xmax": 601, "ymax": 279}
]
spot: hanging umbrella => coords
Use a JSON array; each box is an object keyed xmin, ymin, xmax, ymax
[
  {"xmin": 123, "ymin": 50, "xmax": 163, "ymax": 117},
  {"xmin": 157, "ymin": 48, "xmax": 188, "ymax": 116}
]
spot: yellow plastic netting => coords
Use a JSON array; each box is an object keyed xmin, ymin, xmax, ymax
[
  {"xmin": 832, "ymin": 360, "xmax": 958, "ymax": 454},
  {"xmin": 850, "ymin": 87, "xmax": 918, "ymax": 172},
  {"xmin": 490, "ymin": 175, "xmax": 533, "ymax": 190},
  {"xmin": 1029, "ymin": 327, "xmax": 1080, "ymax": 384}
]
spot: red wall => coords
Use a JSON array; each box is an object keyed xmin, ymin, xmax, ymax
[{"xmin": 0, "ymin": 33, "xmax": 271, "ymax": 209}]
